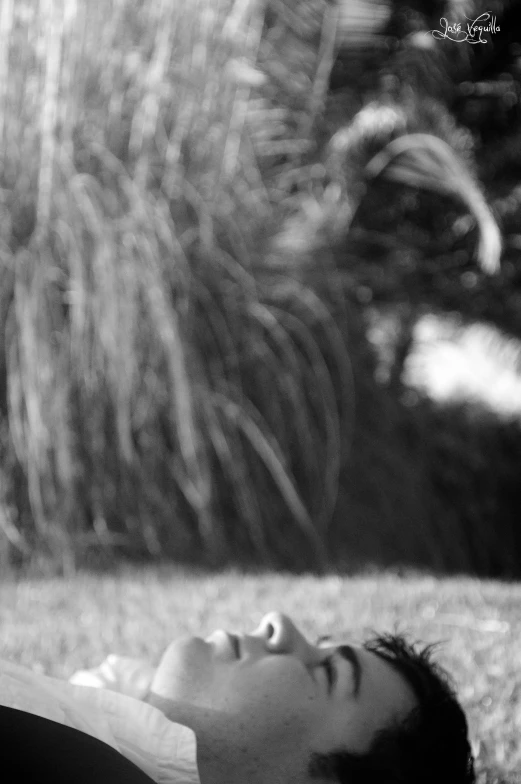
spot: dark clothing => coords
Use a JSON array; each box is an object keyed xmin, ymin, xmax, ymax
[{"xmin": 0, "ymin": 705, "xmax": 156, "ymax": 783}]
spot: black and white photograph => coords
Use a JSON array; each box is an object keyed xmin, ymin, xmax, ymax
[{"xmin": 0, "ymin": 1, "xmax": 519, "ymax": 782}]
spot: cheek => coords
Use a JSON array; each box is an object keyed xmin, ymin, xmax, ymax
[
  {"xmin": 224, "ymin": 660, "xmax": 319, "ymax": 738},
  {"xmin": 195, "ymin": 661, "xmax": 323, "ymax": 784}
]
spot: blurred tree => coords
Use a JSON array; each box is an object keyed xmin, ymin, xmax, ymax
[{"xmin": 328, "ymin": 0, "xmax": 521, "ymax": 383}]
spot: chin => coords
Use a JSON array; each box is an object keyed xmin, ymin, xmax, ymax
[{"xmin": 153, "ymin": 635, "xmax": 210, "ymax": 702}]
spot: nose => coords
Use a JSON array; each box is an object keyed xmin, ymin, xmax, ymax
[{"xmin": 255, "ymin": 612, "xmax": 319, "ymax": 664}]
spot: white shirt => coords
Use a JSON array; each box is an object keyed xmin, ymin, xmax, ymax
[{"xmin": 0, "ymin": 655, "xmax": 200, "ymax": 784}]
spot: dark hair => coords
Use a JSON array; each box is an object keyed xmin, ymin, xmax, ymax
[{"xmin": 309, "ymin": 633, "xmax": 475, "ymax": 784}]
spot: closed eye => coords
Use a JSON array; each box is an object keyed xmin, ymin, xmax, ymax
[{"xmin": 321, "ymin": 655, "xmax": 336, "ymax": 692}]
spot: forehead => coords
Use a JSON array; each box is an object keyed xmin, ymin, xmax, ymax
[
  {"xmin": 315, "ymin": 642, "xmax": 418, "ymax": 753},
  {"xmin": 355, "ymin": 646, "xmax": 417, "ymax": 745},
  {"xmin": 360, "ymin": 646, "xmax": 416, "ymax": 705}
]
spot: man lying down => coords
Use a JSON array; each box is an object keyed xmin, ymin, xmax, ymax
[{"xmin": 0, "ymin": 611, "xmax": 475, "ymax": 784}]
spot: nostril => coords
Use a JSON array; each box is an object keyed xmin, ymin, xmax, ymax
[
  {"xmin": 316, "ymin": 635, "xmax": 331, "ymax": 645},
  {"xmin": 266, "ymin": 622, "xmax": 275, "ymax": 639}
]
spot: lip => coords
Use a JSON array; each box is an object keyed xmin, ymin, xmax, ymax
[{"xmin": 206, "ymin": 630, "xmax": 241, "ymax": 660}]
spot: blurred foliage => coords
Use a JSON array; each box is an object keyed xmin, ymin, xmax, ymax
[
  {"xmin": 0, "ymin": 0, "xmax": 520, "ymax": 583},
  {"xmin": 328, "ymin": 0, "xmax": 521, "ymax": 327},
  {"xmin": 0, "ymin": 0, "xmax": 356, "ymax": 573},
  {"xmin": 321, "ymin": 0, "xmax": 521, "ymax": 580}
]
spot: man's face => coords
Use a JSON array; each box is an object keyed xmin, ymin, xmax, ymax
[{"xmin": 150, "ymin": 612, "xmax": 417, "ymax": 784}]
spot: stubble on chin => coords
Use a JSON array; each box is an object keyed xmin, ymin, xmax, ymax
[{"xmin": 195, "ymin": 718, "xmax": 308, "ymax": 784}]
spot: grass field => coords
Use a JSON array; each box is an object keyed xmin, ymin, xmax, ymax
[{"xmin": 0, "ymin": 568, "xmax": 519, "ymax": 782}]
